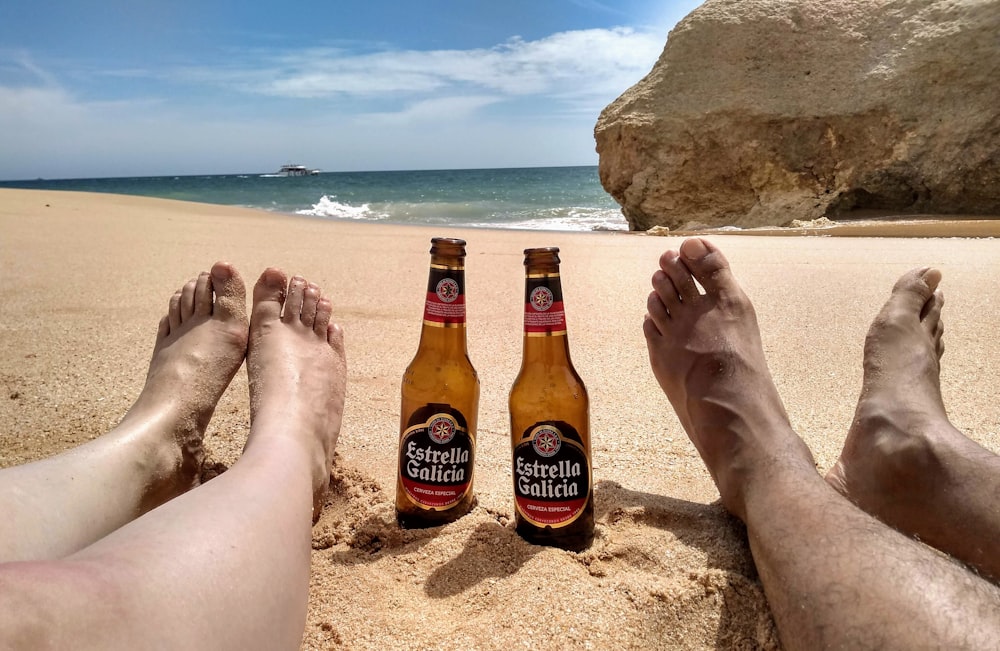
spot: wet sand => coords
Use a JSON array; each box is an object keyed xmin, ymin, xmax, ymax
[{"xmin": 1, "ymin": 188, "xmax": 998, "ymax": 649}]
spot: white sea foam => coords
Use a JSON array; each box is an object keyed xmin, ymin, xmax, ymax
[
  {"xmin": 469, "ymin": 207, "xmax": 628, "ymax": 232},
  {"xmin": 296, "ymin": 195, "xmax": 382, "ymax": 221},
  {"xmin": 292, "ymin": 189, "xmax": 628, "ymax": 232}
]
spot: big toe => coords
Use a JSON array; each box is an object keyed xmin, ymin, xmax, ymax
[
  {"xmin": 211, "ymin": 262, "xmax": 248, "ymax": 323},
  {"xmin": 252, "ymin": 267, "xmax": 289, "ymax": 323},
  {"xmin": 678, "ymin": 238, "xmax": 740, "ymax": 297},
  {"xmin": 887, "ymin": 267, "xmax": 941, "ymax": 316}
]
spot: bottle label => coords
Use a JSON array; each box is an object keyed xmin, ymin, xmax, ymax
[
  {"xmin": 524, "ymin": 274, "xmax": 566, "ymax": 336},
  {"xmin": 399, "ymin": 408, "xmax": 475, "ymax": 510},
  {"xmin": 512, "ymin": 422, "xmax": 590, "ymax": 527},
  {"xmin": 424, "ymin": 265, "xmax": 466, "ymax": 327}
]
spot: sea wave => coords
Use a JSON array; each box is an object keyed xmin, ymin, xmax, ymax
[
  {"xmin": 293, "ymin": 194, "xmax": 628, "ymax": 232},
  {"xmin": 296, "ymin": 195, "xmax": 384, "ymax": 221},
  {"xmin": 469, "ymin": 207, "xmax": 628, "ymax": 232}
]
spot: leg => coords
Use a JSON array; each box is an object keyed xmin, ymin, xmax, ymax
[
  {"xmin": 0, "ymin": 270, "xmax": 346, "ymax": 650},
  {"xmin": 826, "ymin": 269, "xmax": 1000, "ymax": 581},
  {"xmin": 0, "ymin": 263, "xmax": 248, "ymax": 562},
  {"xmin": 643, "ymin": 238, "xmax": 1000, "ymax": 650}
]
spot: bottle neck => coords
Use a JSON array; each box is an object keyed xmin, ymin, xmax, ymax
[
  {"xmin": 418, "ymin": 261, "xmax": 468, "ymax": 353},
  {"xmin": 521, "ymin": 271, "xmax": 572, "ymax": 363}
]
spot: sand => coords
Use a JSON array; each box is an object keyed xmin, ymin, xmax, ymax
[{"xmin": 1, "ymin": 188, "xmax": 998, "ymax": 650}]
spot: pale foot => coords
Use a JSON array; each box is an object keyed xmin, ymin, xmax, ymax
[
  {"xmin": 246, "ymin": 270, "xmax": 347, "ymax": 521},
  {"xmin": 825, "ymin": 269, "xmax": 1000, "ymax": 579},
  {"xmin": 643, "ymin": 238, "xmax": 815, "ymax": 520},
  {"xmin": 122, "ymin": 262, "xmax": 249, "ymax": 509}
]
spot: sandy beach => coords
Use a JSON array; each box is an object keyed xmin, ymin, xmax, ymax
[{"xmin": 1, "ymin": 188, "xmax": 998, "ymax": 650}]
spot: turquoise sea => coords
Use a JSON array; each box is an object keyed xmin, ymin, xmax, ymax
[{"xmin": 0, "ymin": 166, "xmax": 628, "ymax": 232}]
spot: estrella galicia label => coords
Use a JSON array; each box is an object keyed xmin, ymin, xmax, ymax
[
  {"xmin": 523, "ymin": 275, "xmax": 566, "ymax": 335},
  {"xmin": 513, "ymin": 422, "xmax": 590, "ymax": 527},
  {"xmin": 399, "ymin": 409, "xmax": 474, "ymax": 509},
  {"xmin": 424, "ymin": 266, "xmax": 466, "ymax": 326}
]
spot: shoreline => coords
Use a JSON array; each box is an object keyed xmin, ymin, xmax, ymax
[
  {"xmin": 4, "ymin": 187, "xmax": 998, "ymax": 237},
  {"xmin": 2, "ymin": 188, "xmax": 998, "ymax": 650},
  {"xmin": 667, "ymin": 216, "xmax": 1000, "ymax": 238}
]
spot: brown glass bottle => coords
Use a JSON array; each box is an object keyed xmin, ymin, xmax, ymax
[
  {"xmin": 396, "ymin": 237, "xmax": 480, "ymax": 528},
  {"xmin": 509, "ymin": 247, "xmax": 594, "ymax": 551}
]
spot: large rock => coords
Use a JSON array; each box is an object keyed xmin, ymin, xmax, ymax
[{"xmin": 595, "ymin": 0, "xmax": 1000, "ymax": 231}]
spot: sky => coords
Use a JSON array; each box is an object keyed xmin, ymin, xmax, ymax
[{"xmin": 0, "ymin": 1, "xmax": 702, "ymax": 180}]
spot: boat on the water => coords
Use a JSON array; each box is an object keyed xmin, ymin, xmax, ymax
[{"xmin": 262, "ymin": 164, "xmax": 320, "ymax": 177}]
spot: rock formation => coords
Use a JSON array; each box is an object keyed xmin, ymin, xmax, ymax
[{"xmin": 595, "ymin": 0, "xmax": 1000, "ymax": 231}]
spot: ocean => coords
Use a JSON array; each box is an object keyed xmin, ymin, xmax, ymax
[{"xmin": 0, "ymin": 166, "xmax": 629, "ymax": 232}]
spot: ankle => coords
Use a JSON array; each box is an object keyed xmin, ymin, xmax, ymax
[
  {"xmin": 852, "ymin": 403, "xmax": 943, "ymax": 472},
  {"xmin": 737, "ymin": 453, "xmax": 822, "ymax": 521},
  {"xmin": 243, "ymin": 418, "xmax": 330, "ymax": 494},
  {"xmin": 715, "ymin": 438, "xmax": 817, "ymax": 521},
  {"xmin": 102, "ymin": 418, "xmax": 203, "ymax": 512}
]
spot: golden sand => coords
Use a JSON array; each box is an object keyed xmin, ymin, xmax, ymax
[{"xmin": 1, "ymin": 189, "xmax": 998, "ymax": 649}]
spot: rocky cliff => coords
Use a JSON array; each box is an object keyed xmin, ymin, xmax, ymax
[{"xmin": 595, "ymin": 0, "xmax": 1000, "ymax": 231}]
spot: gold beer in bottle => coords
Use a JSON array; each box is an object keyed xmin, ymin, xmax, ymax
[
  {"xmin": 509, "ymin": 247, "xmax": 595, "ymax": 551},
  {"xmin": 396, "ymin": 237, "xmax": 479, "ymax": 528}
]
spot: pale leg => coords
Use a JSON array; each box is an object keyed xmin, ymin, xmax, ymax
[
  {"xmin": 643, "ymin": 238, "xmax": 1000, "ymax": 651},
  {"xmin": 826, "ymin": 269, "xmax": 1000, "ymax": 581},
  {"xmin": 0, "ymin": 263, "xmax": 248, "ymax": 562},
  {"xmin": 0, "ymin": 269, "xmax": 346, "ymax": 651}
]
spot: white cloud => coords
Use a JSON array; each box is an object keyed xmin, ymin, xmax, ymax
[
  {"xmin": 171, "ymin": 27, "xmax": 664, "ymax": 109},
  {"xmin": 362, "ymin": 95, "xmax": 504, "ymax": 125}
]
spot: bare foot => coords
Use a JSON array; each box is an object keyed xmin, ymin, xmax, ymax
[
  {"xmin": 825, "ymin": 267, "xmax": 948, "ymax": 507},
  {"xmin": 643, "ymin": 238, "xmax": 815, "ymax": 520},
  {"xmin": 246, "ymin": 270, "xmax": 347, "ymax": 520},
  {"xmin": 122, "ymin": 262, "xmax": 249, "ymax": 508},
  {"xmin": 825, "ymin": 269, "xmax": 1000, "ymax": 579}
]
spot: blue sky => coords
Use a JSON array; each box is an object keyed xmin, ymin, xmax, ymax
[{"xmin": 0, "ymin": 1, "xmax": 701, "ymax": 180}]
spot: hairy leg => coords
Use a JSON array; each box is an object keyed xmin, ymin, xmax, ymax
[
  {"xmin": 826, "ymin": 269, "xmax": 1000, "ymax": 581},
  {"xmin": 0, "ymin": 263, "xmax": 248, "ymax": 562},
  {"xmin": 644, "ymin": 238, "xmax": 1000, "ymax": 651},
  {"xmin": 0, "ymin": 269, "xmax": 346, "ymax": 651}
]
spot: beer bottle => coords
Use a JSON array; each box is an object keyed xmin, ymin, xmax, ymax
[
  {"xmin": 509, "ymin": 247, "xmax": 595, "ymax": 551},
  {"xmin": 396, "ymin": 237, "xmax": 479, "ymax": 528}
]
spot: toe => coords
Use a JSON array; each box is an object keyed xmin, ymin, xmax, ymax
[
  {"xmin": 211, "ymin": 262, "xmax": 248, "ymax": 323},
  {"xmin": 661, "ymin": 249, "xmax": 700, "ymax": 302},
  {"xmin": 651, "ymin": 269, "xmax": 680, "ymax": 313},
  {"xmin": 315, "ymin": 297, "xmax": 333, "ymax": 336},
  {"xmin": 920, "ymin": 289, "xmax": 944, "ymax": 333},
  {"xmin": 180, "ymin": 279, "xmax": 197, "ymax": 322},
  {"xmin": 301, "ymin": 283, "xmax": 320, "ymax": 329},
  {"xmin": 168, "ymin": 290, "xmax": 183, "ymax": 331},
  {"xmin": 889, "ymin": 267, "xmax": 941, "ymax": 315},
  {"xmin": 283, "ymin": 276, "xmax": 307, "ymax": 323},
  {"xmin": 328, "ymin": 322, "xmax": 346, "ymax": 359},
  {"xmin": 645, "ymin": 290, "xmax": 670, "ymax": 335},
  {"xmin": 157, "ymin": 315, "xmax": 170, "ymax": 340},
  {"xmin": 678, "ymin": 238, "xmax": 739, "ymax": 298},
  {"xmin": 642, "ymin": 313, "xmax": 663, "ymax": 339},
  {"xmin": 252, "ymin": 267, "xmax": 288, "ymax": 323},
  {"xmin": 194, "ymin": 271, "xmax": 213, "ymax": 316}
]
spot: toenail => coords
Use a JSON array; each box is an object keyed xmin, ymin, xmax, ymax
[
  {"xmin": 680, "ymin": 238, "xmax": 709, "ymax": 260},
  {"xmin": 212, "ymin": 265, "xmax": 232, "ymax": 281},
  {"xmin": 919, "ymin": 267, "xmax": 943, "ymax": 287}
]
